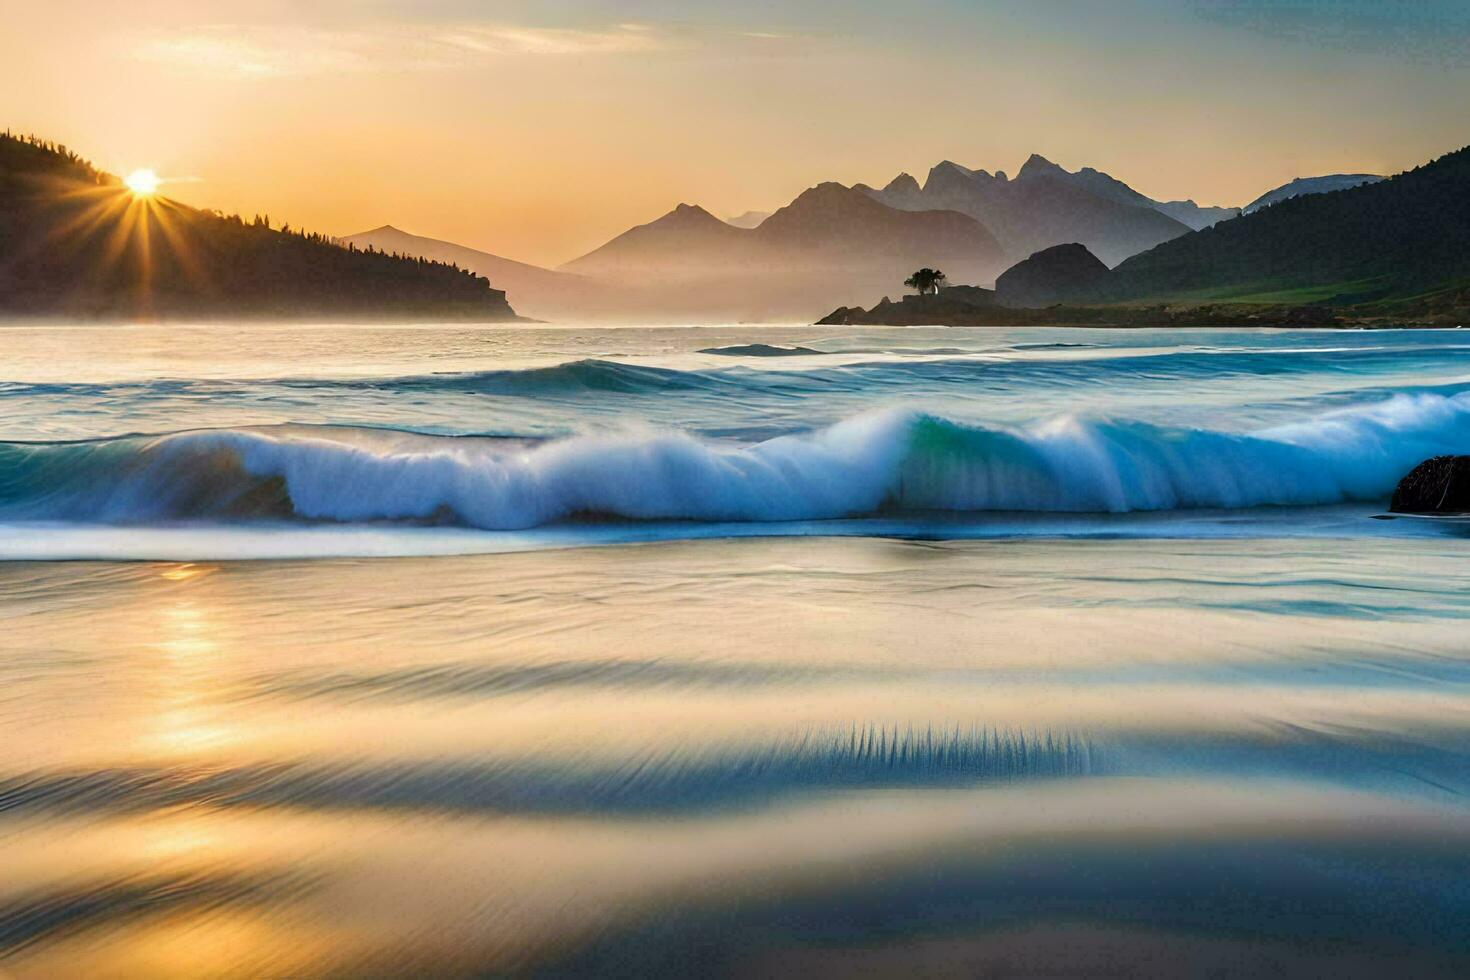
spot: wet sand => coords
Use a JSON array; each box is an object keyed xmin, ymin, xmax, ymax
[{"xmin": 2, "ymin": 536, "xmax": 1468, "ymax": 976}]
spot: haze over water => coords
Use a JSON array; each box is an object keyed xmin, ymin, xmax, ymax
[{"xmin": 3, "ymin": 323, "xmax": 1470, "ymax": 975}]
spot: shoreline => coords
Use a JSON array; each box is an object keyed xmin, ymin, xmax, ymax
[{"xmin": 816, "ymin": 302, "xmax": 1469, "ymax": 330}]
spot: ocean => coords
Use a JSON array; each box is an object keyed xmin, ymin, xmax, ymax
[{"xmin": 2, "ymin": 323, "xmax": 1468, "ymax": 976}]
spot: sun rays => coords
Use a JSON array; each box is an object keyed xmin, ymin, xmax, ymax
[{"xmin": 31, "ymin": 171, "xmax": 210, "ymax": 314}]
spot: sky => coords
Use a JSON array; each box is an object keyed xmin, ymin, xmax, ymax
[{"xmin": 4, "ymin": 0, "xmax": 1469, "ymax": 267}]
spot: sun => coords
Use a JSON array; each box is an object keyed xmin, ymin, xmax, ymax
[{"xmin": 124, "ymin": 169, "xmax": 162, "ymax": 197}]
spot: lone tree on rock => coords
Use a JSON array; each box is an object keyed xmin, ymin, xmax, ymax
[{"xmin": 904, "ymin": 268, "xmax": 947, "ymax": 295}]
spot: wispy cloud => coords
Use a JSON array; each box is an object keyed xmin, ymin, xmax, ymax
[
  {"xmin": 127, "ymin": 21, "xmax": 724, "ymax": 78},
  {"xmin": 430, "ymin": 22, "xmax": 669, "ymax": 57},
  {"xmin": 132, "ymin": 29, "xmax": 379, "ymax": 78}
]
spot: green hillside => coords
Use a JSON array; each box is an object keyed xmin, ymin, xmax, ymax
[{"xmin": 1099, "ymin": 145, "xmax": 1470, "ymax": 307}]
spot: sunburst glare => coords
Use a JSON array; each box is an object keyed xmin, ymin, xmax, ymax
[{"xmin": 125, "ymin": 168, "xmax": 161, "ymax": 196}]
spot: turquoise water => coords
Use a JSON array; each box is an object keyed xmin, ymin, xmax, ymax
[
  {"xmin": 1, "ymin": 324, "xmax": 1468, "ymax": 975},
  {"xmin": 4, "ymin": 324, "xmax": 1470, "ymax": 557}
]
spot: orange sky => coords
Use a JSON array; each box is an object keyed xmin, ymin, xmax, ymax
[{"xmin": 5, "ymin": 1, "xmax": 1468, "ymax": 268}]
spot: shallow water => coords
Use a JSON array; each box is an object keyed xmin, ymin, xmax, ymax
[{"xmin": 1, "ymin": 324, "xmax": 1468, "ymax": 975}]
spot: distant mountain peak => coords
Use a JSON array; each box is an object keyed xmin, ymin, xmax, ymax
[
  {"xmin": 932, "ymin": 160, "xmax": 979, "ymax": 178},
  {"xmin": 784, "ymin": 182, "xmax": 868, "ymax": 210},
  {"xmin": 923, "ymin": 160, "xmax": 996, "ymax": 195},
  {"xmin": 884, "ymin": 172, "xmax": 921, "ymax": 194},
  {"xmin": 656, "ymin": 202, "xmax": 723, "ymax": 226},
  {"xmin": 1017, "ymin": 153, "xmax": 1066, "ymax": 180},
  {"xmin": 724, "ymin": 209, "xmax": 770, "ymax": 229},
  {"xmin": 767, "ymin": 182, "xmax": 906, "ymax": 224},
  {"xmin": 884, "ymin": 152, "xmax": 1198, "ymax": 264}
]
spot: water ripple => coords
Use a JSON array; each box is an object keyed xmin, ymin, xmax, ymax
[{"xmin": 0, "ymin": 727, "xmax": 1099, "ymax": 818}]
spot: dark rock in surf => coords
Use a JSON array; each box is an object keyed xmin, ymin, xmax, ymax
[
  {"xmin": 816, "ymin": 305, "xmax": 869, "ymax": 326},
  {"xmin": 1390, "ymin": 455, "xmax": 1470, "ymax": 513}
]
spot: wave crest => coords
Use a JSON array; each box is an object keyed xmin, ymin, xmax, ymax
[{"xmin": 2, "ymin": 393, "xmax": 1468, "ymax": 530}]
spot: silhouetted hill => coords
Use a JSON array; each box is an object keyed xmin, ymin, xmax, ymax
[
  {"xmin": 0, "ymin": 133, "xmax": 518, "ymax": 321},
  {"xmin": 561, "ymin": 203, "xmax": 757, "ymax": 278},
  {"xmin": 340, "ymin": 225, "xmax": 598, "ymax": 321},
  {"xmin": 1240, "ymin": 173, "xmax": 1384, "ymax": 214},
  {"xmin": 757, "ymin": 182, "xmax": 1004, "ymax": 272},
  {"xmin": 1099, "ymin": 146, "xmax": 1470, "ymax": 305},
  {"xmin": 863, "ymin": 156, "xmax": 1195, "ymax": 265},
  {"xmin": 882, "ymin": 173, "xmax": 922, "ymax": 198},
  {"xmin": 996, "ymin": 243, "xmax": 1110, "ymax": 308}
]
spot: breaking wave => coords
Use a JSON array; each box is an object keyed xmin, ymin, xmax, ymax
[
  {"xmin": 696, "ymin": 343, "xmax": 826, "ymax": 357},
  {"xmin": 2, "ymin": 393, "xmax": 1467, "ymax": 530}
]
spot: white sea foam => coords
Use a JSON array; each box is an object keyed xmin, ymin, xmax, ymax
[{"xmin": 2, "ymin": 393, "xmax": 1468, "ymax": 537}]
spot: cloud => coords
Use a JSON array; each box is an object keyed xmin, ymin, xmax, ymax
[
  {"xmin": 128, "ymin": 22, "xmax": 686, "ymax": 78},
  {"xmin": 131, "ymin": 30, "xmax": 377, "ymax": 78},
  {"xmin": 431, "ymin": 23, "xmax": 671, "ymax": 57}
]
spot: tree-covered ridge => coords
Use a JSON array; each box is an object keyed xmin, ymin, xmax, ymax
[
  {"xmin": 1100, "ymin": 144, "xmax": 1470, "ymax": 305},
  {"xmin": 0, "ymin": 132, "xmax": 518, "ymax": 320}
]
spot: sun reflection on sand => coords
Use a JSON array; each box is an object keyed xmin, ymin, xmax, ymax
[
  {"xmin": 144, "ymin": 567, "xmax": 238, "ymax": 756},
  {"xmin": 160, "ymin": 563, "xmax": 215, "ymax": 582}
]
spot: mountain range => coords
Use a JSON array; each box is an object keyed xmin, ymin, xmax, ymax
[
  {"xmin": 549, "ymin": 183, "xmax": 1007, "ymax": 320},
  {"xmin": 565, "ymin": 183, "xmax": 1003, "ymax": 278},
  {"xmin": 343, "ymin": 156, "xmax": 1391, "ymax": 323},
  {"xmin": 1006, "ymin": 154, "xmax": 1239, "ymax": 229},
  {"xmin": 821, "ymin": 143, "xmax": 1470, "ymax": 326},
  {"xmin": 7, "ymin": 124, "xmax": 1430, "ymax": 325},
  {"xmin": 857, "ymin": 154, "xmax": 1211, "ymax": 267},
  {"xmin": 540, "ymin": 157, "xmax": 1250, "ymax": 319},
  {"xmin": 346, "ymin": 185, "xmax": 1007, "ymax": 323}
]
